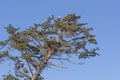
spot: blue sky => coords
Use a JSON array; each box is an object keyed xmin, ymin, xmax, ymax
[{"xmin": 0, "ymin": 0, "xmax": 120, "ymax": 80}]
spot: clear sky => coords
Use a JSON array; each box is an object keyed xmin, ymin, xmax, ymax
[{"xmin": 0, "ymin": 0, "xmax": 120, "ymax": 80}]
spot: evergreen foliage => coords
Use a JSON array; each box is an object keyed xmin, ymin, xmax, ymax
[{"xmin": 0, "ymin": 14, "xmax": 99, "ymax": 80}]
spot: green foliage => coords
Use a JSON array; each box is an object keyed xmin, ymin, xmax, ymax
[
  {"xmin": 5, "ymin": 24, "xmax": 19, "ymax": 34},
  {"xmin": 0, "ymin": 14, "xmax": 99, "ymax": 80},
  {"xmin": 3, "ymin": 74, "xmax": 18, "ymax": 80}
]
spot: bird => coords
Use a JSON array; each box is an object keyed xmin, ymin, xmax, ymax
[{"xmin": 57, "ymin": 16, "xmax": 61, "ymax": 21}]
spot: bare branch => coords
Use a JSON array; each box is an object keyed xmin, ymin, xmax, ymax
[
  {"xmin": 47, "ymin": 62, "xmax": 68, "ymax": 69},
  {"xmin": 26, "ymin": 59, "xmax": 34, "ymax": 76},
  {"xmin": 51, "ymin": 57, "xmax": 84, "ymax": 65}
]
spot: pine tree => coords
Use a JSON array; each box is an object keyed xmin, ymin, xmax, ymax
[{"xmin": 0, "ymin": 14, "xmax": 99, "ymax": 80}]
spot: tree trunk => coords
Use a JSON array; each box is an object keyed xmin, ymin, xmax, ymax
[{"xmin": 31, "ymin": 49, "xmax": 53, "ymax": 80}]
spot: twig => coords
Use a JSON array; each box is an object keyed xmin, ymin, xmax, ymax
[
  {"xmin": 47, "ymin": 62, "xmax": 68, "ymax": 69},
  {"xmin": 26, "ymin": 59, "xmax": 34, "ymax": 76},
  {"xmin": 51, "ymin": 57, "xmax": 83, "ymax": 65}
]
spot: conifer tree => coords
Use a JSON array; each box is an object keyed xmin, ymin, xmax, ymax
[{"xmin": 0, "ymin": 14, "xmax": 99, "ymax": 80}]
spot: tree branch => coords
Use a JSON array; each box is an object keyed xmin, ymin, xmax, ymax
[
  {"xmin": 47, "ymin": 62, "xmax": 67, "ymax": 69},
  {"xmin": 31, "ymin": 48, "xmax": 53, "ymax": 80},
  {"xmin": 26, "ymin": 59, "xmax": 34, "ymax": 76},
  {"xmin": 51, "ymin": 57, "xmax": 84, "ymax": 65},
  {"xmin": 19, "ymin": 71, "xmax": 31, "ymax": 80}
]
